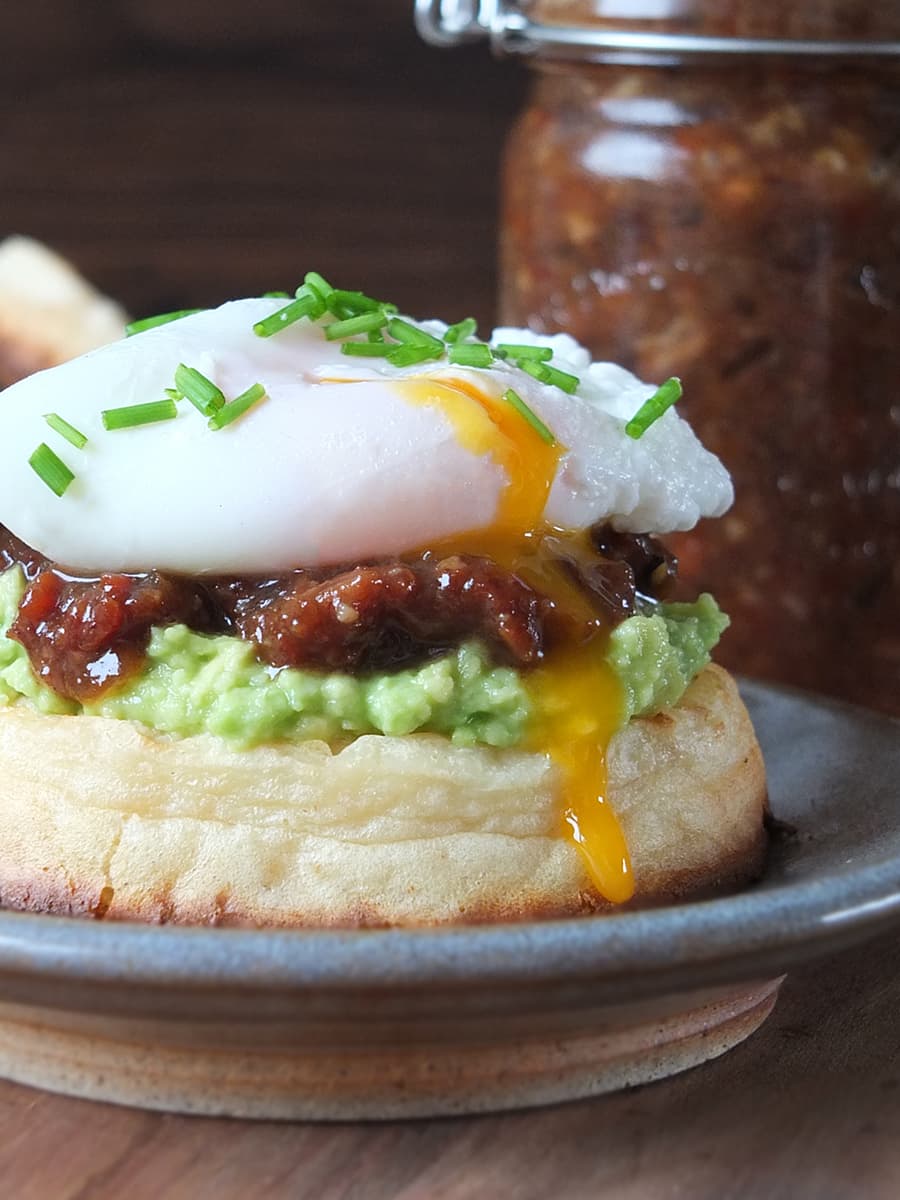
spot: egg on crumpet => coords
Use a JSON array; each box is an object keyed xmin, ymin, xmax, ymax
[{"xmin": 0, "ymin": 276, "xmax": 765, "ymax": 925}]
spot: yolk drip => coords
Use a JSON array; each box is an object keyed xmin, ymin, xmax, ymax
[
  {"xmin": 525, "ymin": 642, "xmax": 633, "ymax": 904},
  {"xmin": 393, "ymin": 376, "xmax": 634, "ymax": 904}
]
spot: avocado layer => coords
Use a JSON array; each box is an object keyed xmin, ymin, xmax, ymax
[
  {"xmin": 607, "ymin": 593, "xmax": 730, "ymax": 721},
  {"xmin": 0, "ymin": 565, "xmax": 727, "ymax": 747}
]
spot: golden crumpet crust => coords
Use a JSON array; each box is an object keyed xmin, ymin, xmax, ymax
[{"xmin": 0, "ymin": 664, "xmax": 766, "ymax": 927}]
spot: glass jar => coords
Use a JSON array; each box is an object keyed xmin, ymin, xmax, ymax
[{"xmin": 418, "ymin": 1, "xmax": 900, "ymax": 716}]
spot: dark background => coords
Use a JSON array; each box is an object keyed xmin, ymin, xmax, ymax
[{"xmin": 0, "ymin": 1, "xmax": 526, "ymax": 325}]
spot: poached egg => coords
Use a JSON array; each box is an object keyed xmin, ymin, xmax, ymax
[
  {"xmin": 0, "ymin": 297, "xmax": 731, "ymax": 574},
  {"xmin": 0, "ymin": 295, "xmax": 735, "ymax": 906}
]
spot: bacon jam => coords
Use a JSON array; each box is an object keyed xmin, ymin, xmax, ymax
[
  {"xmin": 1, "ymin": 524, "xmax": 676, "ymax": 704},
  {"xmin": 499, "ymin": 10, "xmax": 900, "ymax": 714}
]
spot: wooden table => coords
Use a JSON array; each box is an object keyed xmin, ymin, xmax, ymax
[{"xmin": 0, "ymin": 930, "xmax": 896, "ymax": 1198}]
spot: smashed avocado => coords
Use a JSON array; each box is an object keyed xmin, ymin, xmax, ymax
[
  {"xmin": 605, "ymin": 593, "xmax": 730, "ymax": 721},
  {"xmin": 0, "ymin": 565, "xmax": 727, "ymax": 747}
]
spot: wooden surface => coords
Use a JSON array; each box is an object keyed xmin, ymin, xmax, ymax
[
  {"xmin": 0, "ymin": 930, "xmax": 895, "ymax": 1199},
  {"xmin": 0, "ymin": 1, "xmax": 525, "ymax": 329},
  {"xmin": 1, "ymin": 5, "xmax": 898, "ymax": 1196}
]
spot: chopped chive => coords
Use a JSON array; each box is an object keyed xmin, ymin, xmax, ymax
[
  {"xmin": 325, "ymin": 311, "xmax": 389, "ymax": 340},
  {"xmin": 341, "ymin": 341, "xmax": 394, "ymax": 357},
  {"xmin": 164, "ymin": 387, "xmax": 182, "ymax": 402},
  {"xmin": 387, "ymin": 318, "xmax": 444, "ymax": 352},
  {"xmin": 444, "ymin": 317, "xmax": 477, "ymax": 344},
  {"xmin": 539, "ymin": 363, "xmax": 580, "ymax": 394},
  {"xmin": 126, "ymin": 310, "xmax": 199, "ymax": 338},
  {"xmin": 520, "ymin": 359, "xmax": 579, "ymax": 394},
  {"xmin": 101, "ymin": 399, "xmax": 178, "ymax": 431},
  {"xmin": 386, "ymin": 343, "xmax": 444, "ymax": 368},
  {"xmin": 125, "ymin": 309, "xmax": 203, "ymax": 337},
  {"xmin": 29, "ymin": 443, "xmax": 75, "ymax": 496},
  {"xmin": 326, "ymin": 297, "xmax": 355, "ymax": 320},
  {"xmin": 303, "ymin": 272, "xmax": 334, "ymax": 303},
  {"xmin": 253, "ymin": 290, "xmax": 323, "ymax": 337},
  {"xmin": 43, "ymin": 412, "xmax": 87, "ymax": 450},
  {"xmin": 208, "ymin": 383, "xmax": 266, "ymax": 430},
  {"xmin": 502, "ymin": 388, "xmax": 556, "ymax": 446},
  {"xmin": 328, "ymin": 289, "xmax": 384, "ymax": 315},
  {"xmin": 263, "ymin": 290, "xmax": 291, "ymax": 299},
  {"xmin": 520, "ymin": 360, "xmax": 550, "ymax": 383},
  {"xmin": 174, "ymin": 363, "xmax": 226, "ymax": 416},
  {"xmin": 448, "ymin": 343, "xmax": 494, "ymax": 368},
  {"xmin": 494, "ymin": 343, "xmax": 553, "ymax": 362},
  {"xmin": 625, "ymin": 377, "xmax": 683, "ymax": 439}
]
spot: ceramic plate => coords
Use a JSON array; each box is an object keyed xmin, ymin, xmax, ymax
[{"xmin": 0, "ymin": 680, "xmax": 896, "ymax": 1119}]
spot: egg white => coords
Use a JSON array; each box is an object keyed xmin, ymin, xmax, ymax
[{"xmin": 0, "ymin": 298, "xmax": 732, "ymax": 573}]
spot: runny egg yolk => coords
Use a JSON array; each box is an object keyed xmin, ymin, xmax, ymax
[{"xmin": 393, "ymin": 376, "xmax": 635, "ymax": 905}]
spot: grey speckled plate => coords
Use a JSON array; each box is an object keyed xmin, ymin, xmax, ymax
[{"xmin": 0, "ymin": 680, "xmax": 896, "ymax": 1119}]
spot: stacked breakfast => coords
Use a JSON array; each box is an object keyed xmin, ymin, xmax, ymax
[{"xmin": 0, "ymin": 270, "xmax": 766, "ymax": 925}]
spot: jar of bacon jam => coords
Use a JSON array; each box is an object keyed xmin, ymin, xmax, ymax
[{"xmin": 417, "ymin": 1, "xmax": 900, "ymax": 715}]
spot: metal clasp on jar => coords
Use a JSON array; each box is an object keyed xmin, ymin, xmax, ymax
[{"xmin": 414, "ymin": 0, "xmax": 900, "ymax": 64}]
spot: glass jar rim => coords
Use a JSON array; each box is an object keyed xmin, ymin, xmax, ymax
[{"xmin": 415, "ymin": 0, "xmax": 900, "ymax": 64}]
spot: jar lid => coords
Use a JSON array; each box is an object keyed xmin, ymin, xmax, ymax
[{"xmin": 415, "ymin": 1, "xmax": 900, "ymax": 63}]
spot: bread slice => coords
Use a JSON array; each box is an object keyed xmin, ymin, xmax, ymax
[
  {"xmin": 0, "ymin": 664, "xmax": 766, "ymax": 926},
  {"xmin": 0, "ymin": 237, "xmax": 127, "ymax": 386}
]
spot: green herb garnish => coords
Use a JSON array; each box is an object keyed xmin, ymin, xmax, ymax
[
  {"xmin": 520, "ymin": 359, "xmax": 579, "ymax": 394},
  {"xmin": 444, "ymin": 318, "xmax": 478, "ymax": 344},
  {"xmin": 250, "ymin": 274, "xmax": 584, "ymax": 410},
  {"xmin": 257, "ymin": 272, "xmax": 402, "ymax": 335},
  {"xmin": 208, "ymin": 383, "xmax": 266, "ymax": 430},
  {"xmin": 386, "ymin": 319, "xmax": 444, "ymax": 353},
  {"xmin": 29, "ymin": 443, "xmax": 75, "ymax": 496},
  {"xmin": 502, "ymin": 388, "xmax": 556, "ymax": 446},
  {"xmin": 494, "ymin": 343, "xmax": 553, "ymax": 363},
  {"xmin": 125, "ymin": 309, "xmax": 203, "ymax": 337},
  {"xmin": 328, "ymin": 289, "xmax": 386, "ymax": 316},
  {"xmin": 387, "ymin": 344, "xmax": 444, "ymax": 367},
  {"xmin": 303, "ymin": 272, "xmax": 334, "ymax": 304},
  {"xmin": 101, "ymin": 399, "xmax": 178, "ymax": 431},
  {"xmin": 540, "ymin": 363, "xmax": 580, "ymax": 394},
  {"xmin": 43, "ymin": 413, "xmax": 88, "ymax": 450},
  {"xmin": 325, "ymin": 311, "xmax": 389, "ymax": 341},
  {"xmin": 625, "ymin": 377, "xmax": 683, "ymax": 439},
  {"xmin": 448, "ymin": 343, "xmax": 494, "ymax": 368},
  {"xmin": 341, "ymin": 341, "xmax": 394, "ymax": 357},
  {"xmin": 253, "ymin": 289, "xmax": 324, "ymax": 338},
  {"xmin": 174, "ymin": 363, "xmax": 226, "ymax": 417}
]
